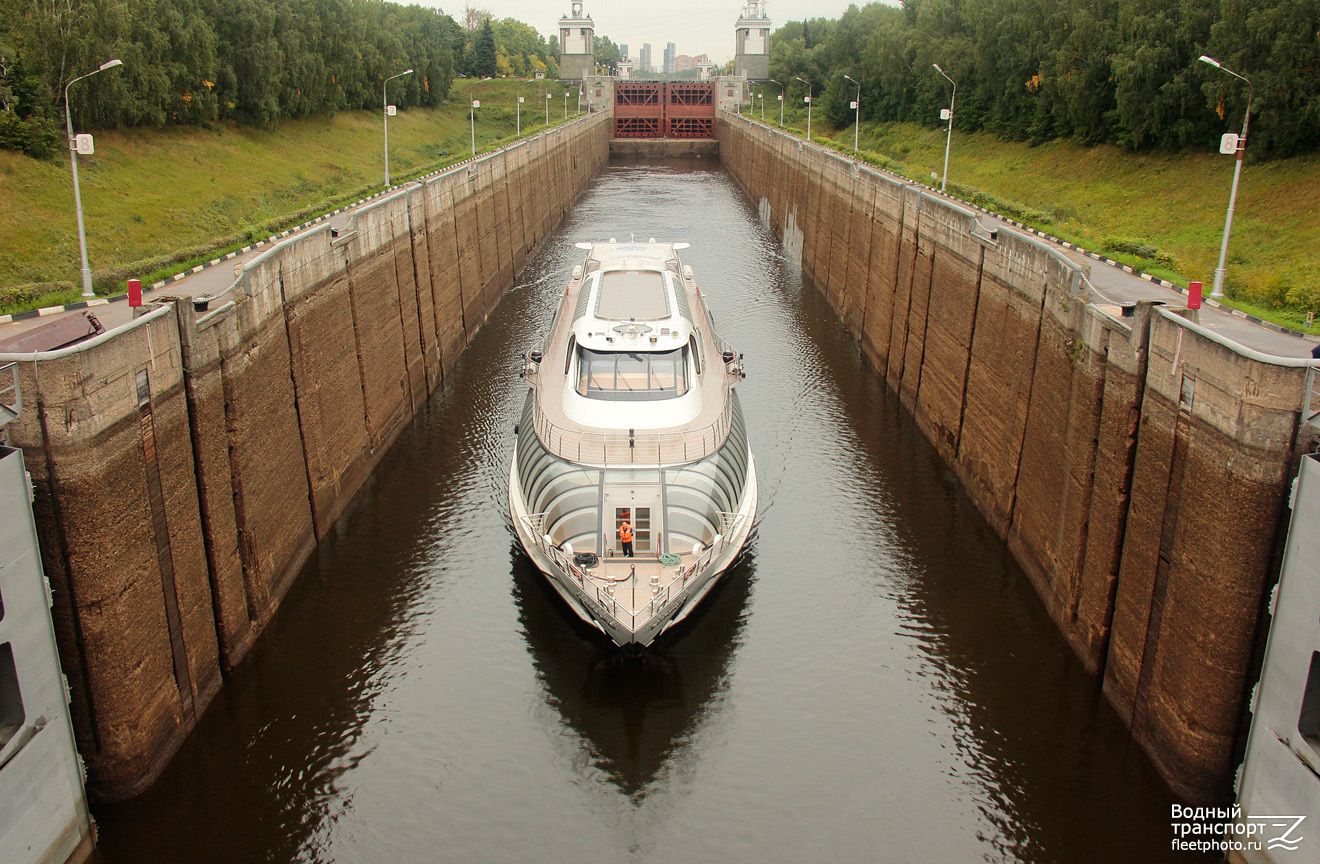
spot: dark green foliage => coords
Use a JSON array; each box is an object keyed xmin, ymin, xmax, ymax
[
  {"xmin": 1102, "ymin": 237, "xmax": 1176, "ymax": 266},
  {"xmin": 769, "ymin": 0, "xmax": 1320, "ymax": 156},
  {"xmin": 489, "ymin": 18, "xmax": 558, "ymax": 78},
  {"xmin": 0, "ymin": 0, "xmax": 460, "ymax": 152},
  {"xmin": 0, "ymin": 35, "xmax": 61, "ymax": 157},
  {"xmin": 471, "ymin": 19, "xmax": 497, "ymax": 78},
  {"xmin": 593, "ymin": 35, "xmax": 621, "ymax": 75}
]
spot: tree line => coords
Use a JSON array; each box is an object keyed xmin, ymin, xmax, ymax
[
  {"xmin": 769, "ymin": 0, "xmax": 1320, "ymax": 158},
  {"xmin": 0, "ymin": 0, "xmax": 562, "ymax": 159}
]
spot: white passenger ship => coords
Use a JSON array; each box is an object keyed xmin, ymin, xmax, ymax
[{"xmin": 509, "ymin": 240, "xmax": 757, "ymax": 648}]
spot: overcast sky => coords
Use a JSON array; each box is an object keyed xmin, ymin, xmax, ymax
[{"xmin": 412, "ymin": 1, "xmax": 877, "ymax": 64}]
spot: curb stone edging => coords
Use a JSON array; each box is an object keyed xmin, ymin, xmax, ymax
[
  {"xmin": 0, "ymin": 205, "xmax": 355, "ymax": 325},
  {"xmin": 0, "ymin": 161, "xmax": 466, "ymax": 325},
  {"xmin": 765, "ymin": 115, "xmax": 1320, "ymax": 346},
  {"xmin": 0, "ymin": 121, "xmax": 567, "ymax": 326},
  {"xmin": 1, "ymin": 117, "xmax": 628, "ymax": 326},
  {"xmin": 950, "ymin": 198, "xmax": 1320, "ymax": 343}
]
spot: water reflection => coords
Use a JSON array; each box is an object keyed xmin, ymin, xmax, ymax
[{"xmin": 513, "ymin": 540, "xmax": 754, "ymax": 800}]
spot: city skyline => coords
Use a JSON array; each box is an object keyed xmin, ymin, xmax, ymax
[{"xmin": 410, "ymin": 1, "xmax": 871, "ymax": 64}]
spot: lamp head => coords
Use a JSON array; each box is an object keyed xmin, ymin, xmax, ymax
[
  {"xmin": 404, "ymin": 68, "xmax": 414, "ymax": 75},
  {"xmin": 1199, "ymin": 55, "xmax": 1220, "ymax": 68},
  {"xmin": 932, "ymin": 63, "xmax": 943, "ymax": 73},
  {"xmin": 100, "ymin": 59, "xmax": 123, "ymax": 71}
]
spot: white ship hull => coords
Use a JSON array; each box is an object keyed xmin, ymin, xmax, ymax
[{"xmin": 508, "ymin": 239, "xmax": 757, "ymax": 649}]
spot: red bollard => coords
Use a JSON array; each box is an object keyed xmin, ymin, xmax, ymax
[
  {"xmin": 1188, "ymin": 280, "xmax": 1203, "ymax": 310},
  {"xmin": 127, "ymin": 278, "xmax": 142, "ymax": 307}
]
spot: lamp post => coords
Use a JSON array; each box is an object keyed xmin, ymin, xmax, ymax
[
  {"xmin": 546, "ymin": 91, "xmax": 551, "ymax": 125},
  {"xmin": 758, "ymin": 91, "xmax": 764, "ymax": 120},
  {"xmin": 65, "ymin": 58, "xmax": 123, "ymax": 298},
  {"xmin": 795, "ymin": 76, "xmax": 812, "ymax": 139},
  {"xmin": 563, "ymin": 91, "xmax": 568, "ymax": 119},
  {"xmin": 768, "ymin": 79, "xmax": 783, "ymax": 126},
  {"xmin": 933, "ymin": 64, "xmax": 956, "ymax": 192},
  {"xmin": 383, "ymin": 68, "xmax": 413, "ymax": 187},
  {"xmin": 516, "ymin": 91, "xmax": 524, "ymax": 136},
  {"xmin": 843, "ymin": 74, "xmax": 860, "ymax": 154},
  {"xmin": 1200, "ymin": 55, "xmax": 1253, "ymax": 300},
  {"xmin": 469, "ymin": 94, "xmax": 478, "ymax": 155}
]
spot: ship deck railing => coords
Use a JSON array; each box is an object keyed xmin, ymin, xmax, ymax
[{"xmin": 522, "ymin": 511, "xmax": 746, "ymax": 634}]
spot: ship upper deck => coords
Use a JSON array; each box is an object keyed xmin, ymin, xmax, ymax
[{"xmin": 524, "ymin": 242, "xmax": 742, "ymax": 466}]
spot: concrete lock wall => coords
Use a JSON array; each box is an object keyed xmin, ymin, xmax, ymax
[
  {"xmin": 717, "ymin": 113, "xmax": 1319, "ymax": 803},
  {"xmin": 0, "ymin": 112, "xmax": 611, "ymax": 801}
]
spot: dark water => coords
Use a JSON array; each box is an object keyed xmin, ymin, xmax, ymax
[{"xmin": 93, "ymin": 160, "xmax": 1198, "ymax": 863}]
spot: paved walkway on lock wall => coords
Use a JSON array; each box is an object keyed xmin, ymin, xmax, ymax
[
  {"xmin": 957, "ymin": 204, "xmax": 1317, "ymax": 359},
  {"xmin": 2, "ymin": 155, "xmax": 1317, "ymax": 360},
  {"xmin": 0, "ymin": 209, "xmax": 360, "ymax": 346}
]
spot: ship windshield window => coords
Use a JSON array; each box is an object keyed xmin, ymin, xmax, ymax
[{"xmin": 576, "ymin": 347, "xmax": 689, "ymax": 401}]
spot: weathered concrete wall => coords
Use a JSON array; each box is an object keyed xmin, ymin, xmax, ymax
[
  {"xmin": 718, "ymin": 113, "xmax": 1318, "ymax": 803},
  {"xmin": 0, "ymin": 112, "xmax": 611, "ymax": 800},
  {"xmin": 3, "ymin": 310, "xmax": 223, "ymax": 800}
]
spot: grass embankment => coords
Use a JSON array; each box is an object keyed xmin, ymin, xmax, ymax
[
  {"xmin": 762, "ymin": 106, "xmax": 1320, "ymax": 335},
  {"xmin": 0, "ymin": 79, "xmax": 580, "ymax": 314}
]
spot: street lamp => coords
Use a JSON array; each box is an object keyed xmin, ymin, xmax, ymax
[
  {"xmin": 933, "ymin": 64, "xmax": 956, "ymax": 192},
  {"xmin": 469, "ymin": 94, "xmax": 479, "ymax": 155},
  {"xmin": 758, "ymin": 91, "xmax": 764, "ymax": 121},
  {"xmin": 65, "ymin": 58, "xmax": 123, "ymax": 298},
  {"xmin": 563, "ymin": 91, "xmax": 568, "ymax": 119},
  {"xmin": 843, "ymin": 74, "xmax": 861, "ymax": 154},
  {"xmin": 1200, "ymin": 55, "xmax": 1254, "ymax": 299},
  {"xmin": 546, "ymin": 91, "xmax": 552, "ymax": 126},
  {"xmin": 795, "ymin": 76, "xmax": 812, "ymax": 139},
  {"xmin": 516, "ymin": 92, "xmax": 524, "ymax": 136},
  {"xmin": 383, "ymin": 68, "xmax": 413, "ymax": 187},
  {"xmin": 768, "ymin": 78, "xmax": 783, "ymax": 126}
]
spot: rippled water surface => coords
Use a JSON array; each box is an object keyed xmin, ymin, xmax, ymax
[{"xmin": 94, "ymin": 160, "xmax": 1196, "ymax": 863}]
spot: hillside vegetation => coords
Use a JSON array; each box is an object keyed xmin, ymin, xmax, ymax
[
  {"xmin": 761, "ymin": 101, "xmax": 1320, "ymax": 331},
  {"xmin": 0, "ymin": 79, "xmax": 577, "ymax": 312},
  {"xmin": 763, "ymin": 0, "xmax": 1320, "ymax": 329},
  {"xmin": 771, "ymin": 0, "xmax": 1320, "ymax": 158}
]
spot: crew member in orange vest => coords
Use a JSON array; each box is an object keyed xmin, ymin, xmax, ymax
[{"xmin": 619, "ymin": 513, "xmax": 635, "ymax": 558}]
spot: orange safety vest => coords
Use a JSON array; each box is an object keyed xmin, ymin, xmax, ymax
[{"xmin": 619, "ymin": 522, "xmax": 634, "ymax": 543}]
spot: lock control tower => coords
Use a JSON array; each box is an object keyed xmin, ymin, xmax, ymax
[
  {"xmin": 734, "ymin": 1, "xmax": 772, "ymax": 81},
  {"xmin": 558, "ymin": 1, "xmax": 595, "ymax": 83}
]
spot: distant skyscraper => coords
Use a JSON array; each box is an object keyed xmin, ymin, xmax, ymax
[
  {"xmin": 664, "ymin": 41, "xmax": 677, "ymax": 74},
  {"xmin": 620, "ymin": 43, "xmax": 629, "ymax": 60},
  {"xmin": 639, "ymin": 43, "xmax": 652, "ymax": 74}
]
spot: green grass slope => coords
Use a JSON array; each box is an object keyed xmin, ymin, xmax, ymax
[
  {"xmin": 0, "ymin": 79, "xmax": 577, "ymax": 313},
  {"xmin": 5, "ymin": 95, "xmax": 1317, "ymax": 331}
]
